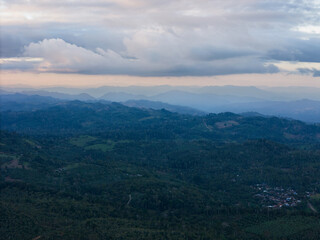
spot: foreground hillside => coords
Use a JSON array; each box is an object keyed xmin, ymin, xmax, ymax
[{"xmin": 1, "ymin": 101, "xmax": 320, "ymax": 239}]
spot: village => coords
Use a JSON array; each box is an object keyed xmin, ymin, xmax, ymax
[{"xmin": 252, "ymin": 184, "xmax": 304, "ymax": 209}]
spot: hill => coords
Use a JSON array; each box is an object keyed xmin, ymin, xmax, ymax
[
  {"xmin": 1, "ymin": 100, "xmax": 320, "ymax": 239},
  {"xmin": 1, "ymin": 101, "xmax": 319, "ymax": 143}
]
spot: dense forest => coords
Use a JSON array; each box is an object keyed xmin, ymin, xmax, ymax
[{"xmin": 1, "ymin": 99, "xmax": 320, "ymax": 239}]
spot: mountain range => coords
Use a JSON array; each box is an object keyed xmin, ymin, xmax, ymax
[{"xmin": 1, "ymin": 85, "xmax": 320, "ymax": 122}]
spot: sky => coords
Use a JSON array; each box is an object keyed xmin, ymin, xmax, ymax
[{"xmin": 1, "ymin": 0, "xmax": 320, "ymax": 87}]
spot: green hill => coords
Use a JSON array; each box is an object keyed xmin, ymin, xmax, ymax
[{"xmin": 1, "ymin": 101, "xmax": 320, "ymax": 239}]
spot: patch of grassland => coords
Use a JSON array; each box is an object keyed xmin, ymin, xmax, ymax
[
  {"xmin": 84, "ymin": 140, "xmax": 131, "ymax": 152},
  {"xmin": 0, "ymin": 153, "xmax": 16, "ymax": 159},
  {"xmin": 24, "ymin": 139, "xmax": 37, "ymax": 146},
  {"xmin": 311, "ymin": 194, "xmax": 320, "ymax": 201},
  {"xmin": 139, "ymin": 116, "xmax": 156, "ymax": 121},
  {"xmin": 69, "ymin": 135, "xmax": 97, "ymax": 147},
  {"xmin": 85, "ymin": 143, "xmax": 114, "ymax": 152},
  {"xmin": 64, "ymin": 163, "xmax": 86, "ymax": 170}
]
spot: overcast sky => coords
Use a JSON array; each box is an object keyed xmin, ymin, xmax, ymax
[{"xmin": 1, "ymin": 0, "xmax": 320, "ymax": 86}]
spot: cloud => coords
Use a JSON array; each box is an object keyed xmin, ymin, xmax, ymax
[
  {"xmin": 1, "ymin": 0, "xmax": 320, "ymax": 77},
  {"xmin": 22, "ymin": 38, "xmax": 124, "ymax": 73},
  {"xmin": 0, "ymin": 57, "xmax": 43, "ymax": 70},
  {"xmin": 298, "ymin": 68, "xmax": 320, "ymax": 77},
  {"xmin": 2, "ymin": 38, "xmax": 276, "ymax": 76},
  {"xmin": 267, "ymin": 38, "xmax": 320, "ymax": 63},
  {"xmin": 189, "ymin": 46, "xmax": 257, "ymax": 61},
  {"xmin": 273, "ymin": 61, "xmax": 320, "ymax": 77}
]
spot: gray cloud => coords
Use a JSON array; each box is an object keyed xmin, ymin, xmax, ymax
[
  {"xmin": 1, "ymin": 0, "xmax": 320, "ymax": 76},
  {"xmin": 189, "ymin": 46, "xmax": 257, "ymax": 61},
  {"xmin": 298, "ymin": 68, "xmax": 320, "ymax": 77},
  {"xmin": 268, "ymin": 38, "xmax": 320, "ymax": 63},
  {"xmin": 4, "ymin": 38, "xmax": 275, "ymax": 76},
  {"xmin": 0, "ymin": 24, "xmax": 126, "ymax": 57}
]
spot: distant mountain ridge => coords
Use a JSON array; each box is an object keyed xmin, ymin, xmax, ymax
[
  {"xmin": 0, "ymin": 93, "xmax": 204, "ymax": 116},
  {"xmin": 123, "ymin": 99, "xmax": 205, "ymax": 116},
  {"xmin": 0, "ymin": 93, "xmax": 62, "ymax": 111},
  {"xmin": 1, "ymin": 100, "xmax": 319, "ymax": 144},
  {"xmin": 21, "ymin": 90, "xmax": 95, "ymax": 101},
  {"xmin": 218, "ymin": 99, "xmax": 320, "ymax": 123},
  {"xmin": 1, "ymin": 85, "xmax": 320, "ymax": 122},
  {"xmin": 3, "ymin": 85, "xmax": 320, "ymax": 100}
]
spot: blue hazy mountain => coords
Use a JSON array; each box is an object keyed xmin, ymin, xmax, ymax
[
  {"xmin": 0, "ymin": 93, "xmax": 204, "ymax": 116},
  {"xmin": 2, "ymin": 85, "xmax": 320, "ymax": 122},
  {"xmin": 0, "ymin": 93, "xmax": 62, "ymax": 111},
  {"xmin": 214, "ymin": 99, "xmax": 320, "ymax": 123},
  {"xmin": 123, "ymin": 99, "xmax": 205, "ymax": 116},
  {"xmin": 21, "ymin": 90, "xmax": 95, "ymax": 101}
]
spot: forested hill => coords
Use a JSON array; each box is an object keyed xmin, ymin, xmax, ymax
[
  {"xmin": 2, "ymin": 100, "xmax": 320, "ymax": 239},
  {"xmin": 1, "ymin": 100, "xmax": 320, "ymax": 144}
]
